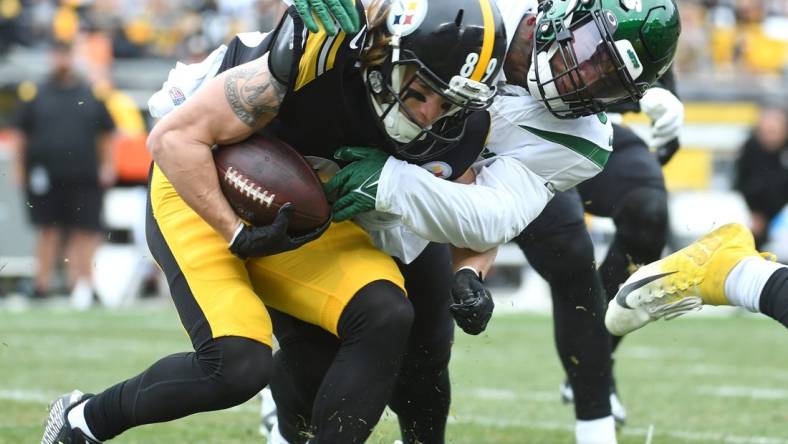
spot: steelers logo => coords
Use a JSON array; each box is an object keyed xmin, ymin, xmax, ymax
[
  {"xmin": 420, "ymin": 161, "xmax": 453, "ymax": 179},
  {"xmin": 387, "ymin": 0, "xmax": 429, "ymax": 36}
]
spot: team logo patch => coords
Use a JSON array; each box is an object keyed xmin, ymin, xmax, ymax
[
  {"xmin": 421, "ymin": 161, "xmax": 453, "ymax": 179},
  {"xmin": 169, "ymin": 87, "xmax": 186, "ymax": 106},
  {"xmin": 387, "ymin": 0, "xmax": 429, "ymax": 37}
]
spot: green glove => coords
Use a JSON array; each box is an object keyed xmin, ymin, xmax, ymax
[
  {"xmin": 292, "ymin": 0, "xmax": 360, "ymax": 36},
  {"xmin": 324, "ymin": 147, "xmax": 389, "ymax": 221}
]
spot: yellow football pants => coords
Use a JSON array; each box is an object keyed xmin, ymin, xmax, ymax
[{"xmin": 148, "ymin": 164, "xmax": 405, "ymax": 346}]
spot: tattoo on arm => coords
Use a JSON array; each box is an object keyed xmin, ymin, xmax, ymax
[{"xmin": 224, "ymin": 57, "xmax": 287, "ymax": 127}]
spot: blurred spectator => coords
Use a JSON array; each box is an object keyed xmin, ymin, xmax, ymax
[
  {"xmin": 0, "ymin": 0, "xmax": 23, "ymax": 54},
  {"xmin": 11, "ymin": 42, "xmax": 116, "ymax": 307},
  {"xmin": 10, "ymin": 0, "xmax": 287, "ymax": 61},
  {"xmin": 735, "ymin": 105, "xmax": 788, "ymax": 248},
  {"xmin": 674, "ymin": 0, "xmax": 788, "ymax": 78}
]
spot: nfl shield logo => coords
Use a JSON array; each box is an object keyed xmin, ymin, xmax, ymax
[{"xmin": 169, "ymin": 87, "xmax": 186, "ymax": 106}]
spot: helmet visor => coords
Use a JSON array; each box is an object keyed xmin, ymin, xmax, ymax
[
  {"xmin": 531, "ymin": 12, "xmax": 641, "ymax": 118},
  {"xmin": 547, "ymin": 19, "xmax": 631, "ymax": 106},
  {"xmin": 550, "ymin": 20, "xmax": 630, "ymax": 103}
]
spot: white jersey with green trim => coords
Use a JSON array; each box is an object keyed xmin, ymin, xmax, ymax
[
  {"xmin": 361, "ymin": 1, "xmax": 614, "ymax": 262},
  {"xmin": 483, "ymin": 84, "xmax": 614, "ymax": 193},
  {"xmin": 372, "ymin": 92, "xmax": 612, "ymax": 261}
]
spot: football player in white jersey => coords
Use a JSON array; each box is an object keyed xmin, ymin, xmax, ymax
[{"xmin": 267, "ymin": 1, "xmax": 682, "ymax": 444}]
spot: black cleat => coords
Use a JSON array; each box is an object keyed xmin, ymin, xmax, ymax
[{"xmin": 41, "ymin": 390, "xmax": 101, "ymax": 444}]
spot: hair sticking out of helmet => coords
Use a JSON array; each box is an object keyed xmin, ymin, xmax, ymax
[{"xmin": 361, "ymin": 0, "xmax": 508, "ymax": 162}]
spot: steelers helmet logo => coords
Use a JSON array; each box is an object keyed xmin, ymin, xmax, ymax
[
  {"xmin": 387, "ymin": 0, "xmax": 429, "ymax": 36},
  {"xmin": 420, "ymin": 161, "xmax": 453, "ymax": 179}
]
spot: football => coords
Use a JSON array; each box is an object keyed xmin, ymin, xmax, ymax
[{"xmin": 213, "ymin": 134, "xmax": 330, "ymax": 234}]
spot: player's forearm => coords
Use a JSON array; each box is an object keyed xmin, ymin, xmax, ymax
[
  {"xmin": 150, "ymin": 129, "xmax": 241, "ymax": 241},
  {"xmin": 376, "ymin": 156, "xmax": 553, "ymax": 252},
  {"xmin": 148, "ymin": 53, "xmax": 287, "ymax": 241},
  {"xmin": 451, "ymin": 246, "xmax": 498, "ymax": 277}
]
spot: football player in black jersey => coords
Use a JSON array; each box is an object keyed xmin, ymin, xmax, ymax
[{"xmin": 40, "ymin": 1, "xmax": 507, "ymax": 443}]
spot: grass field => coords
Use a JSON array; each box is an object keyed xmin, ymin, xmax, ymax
[{"xmin": 1, "ymin": 306, "xmax": 787, "ymax": 444}]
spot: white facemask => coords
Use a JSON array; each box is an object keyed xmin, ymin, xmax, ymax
[
  {"xmin": 369, "ymin": 94, "xmax": 426, "ymax": 143},
  {"xmin": 368, "ymin": 63, "xmax": 428, "ymax": 143}
]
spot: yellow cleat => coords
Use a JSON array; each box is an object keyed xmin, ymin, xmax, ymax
[{"xmin": 606, "ymin": 223, "xmax": 770, "ymax": 336}]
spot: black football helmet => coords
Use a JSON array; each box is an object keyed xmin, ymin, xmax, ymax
[{"xmin": 364, "ymin": 0, "xmax": 507, "ymax": 161}]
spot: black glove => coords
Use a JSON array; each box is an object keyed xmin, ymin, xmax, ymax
[
  {"xmin": 449, "ymin": 268, "xmax": 494, "ymax": 335},
  {"xmin": 656, "ymin": 137, "xmax": 680, "ymax": 166},
  {"xmin": 229, "ymin": 203, "xmax": 329, "ymax": 259}
]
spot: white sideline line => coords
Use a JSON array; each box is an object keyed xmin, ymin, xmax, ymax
[
  {"xmin": 0, "ymin": 389, "xmax": 52, "ymax": 403},
  {"xmin": 698, "ymin": 385, "xmax": 788, "ymax": 400},
  {"xmin": 466, "ymin": 388, "xmax": 555, "ymax": 402}
]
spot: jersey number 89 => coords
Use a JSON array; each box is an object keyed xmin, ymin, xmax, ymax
[{"xmin": 460, "ymin": 53, "xmax": 498, "ymax": 82}]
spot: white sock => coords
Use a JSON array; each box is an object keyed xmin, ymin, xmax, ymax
[
  {"xmin": 66, "ymin": 399, "xmax": 99, "ymax": 441},
  {"xmin": 724, "ymin": 257, "xmax": 787, "ymax": 312},
  {"xmin": 575, "ymin": 415, "xmax": 617, "ymax": 444},
  {"xmin": 269, "ymin": 418, "xmax": 290, "ymax": 444}
]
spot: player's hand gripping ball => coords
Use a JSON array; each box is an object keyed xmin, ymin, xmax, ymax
[{"xmin": 214, "ymin": 134, "xmax": 331, "ymax": 258}]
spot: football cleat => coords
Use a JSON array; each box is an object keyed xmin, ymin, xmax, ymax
[
  {"xmin": 606, "ymin": 223, "xmax": 770, "ymax": 336},
  {"xmin": 559, "ymin": 381, "xmax": 627, "ymax": 426},
  {"xmin": 609, "ymin": 393, "xmax": 627, "ymax": 427},
  {"xmin": 559, "ymin": 380, "xmax": 574, "ymax": 404},
  {"xmin": 41, "ymin": 390, "xmax": 101, "ymax": 444}
]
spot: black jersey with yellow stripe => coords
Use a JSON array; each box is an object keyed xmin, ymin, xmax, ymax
[{"xmin": 217, "ymin": 3, "xmax": 489, "ymax": 181}]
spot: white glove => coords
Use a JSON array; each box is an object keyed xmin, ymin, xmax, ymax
[{"xmin": 638, "ymin": 87, "xmax": 684, "ymax": 148}]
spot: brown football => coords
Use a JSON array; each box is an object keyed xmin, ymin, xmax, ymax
[{"xmin": 213, "ymin": 134, "xmax": 330, "ymax": 234}]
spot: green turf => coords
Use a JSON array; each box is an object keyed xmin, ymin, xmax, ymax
[{"xmin": 1, "ymin": 307, "xmax": 786, "ymax": 443}]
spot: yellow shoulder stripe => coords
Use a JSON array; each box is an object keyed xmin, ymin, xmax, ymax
[
  {"xmin": 295, "ymin": 28, "xmax": 330, "ymax": 91},
  {"xmin": 327, "ymin": 32, "xmax": 346, "ymax": 72}
]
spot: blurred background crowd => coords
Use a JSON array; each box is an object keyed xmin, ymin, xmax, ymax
[
  {"xmin": 1, "ymin": 0, "xmax": 787, "ymax": 76},
  {"xmin": 679, "ymin": 0, "xmax": 788, "ymax": 78},
  {"xmin": 0, "ymin": 0, "xmax": 787, "ymax": 308},
  {"xmin": 0, "ymin": 0, "xmax": 287, "ymax": 61}
]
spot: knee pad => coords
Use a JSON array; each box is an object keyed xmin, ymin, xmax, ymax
[
  {"xmin": 201, "ymin": 336, "xmax": 272, "ymax": 403},
  {"xmin": 614, "ymin": 188, "xmax": 668, "ymax": 263},
  {"xmin": 367, "ymin": 294, "xmax": 414, "ymax": 336},
  {"xmin": 341, "ymin": 280, "xmax": 414, "ymax": 338}
]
